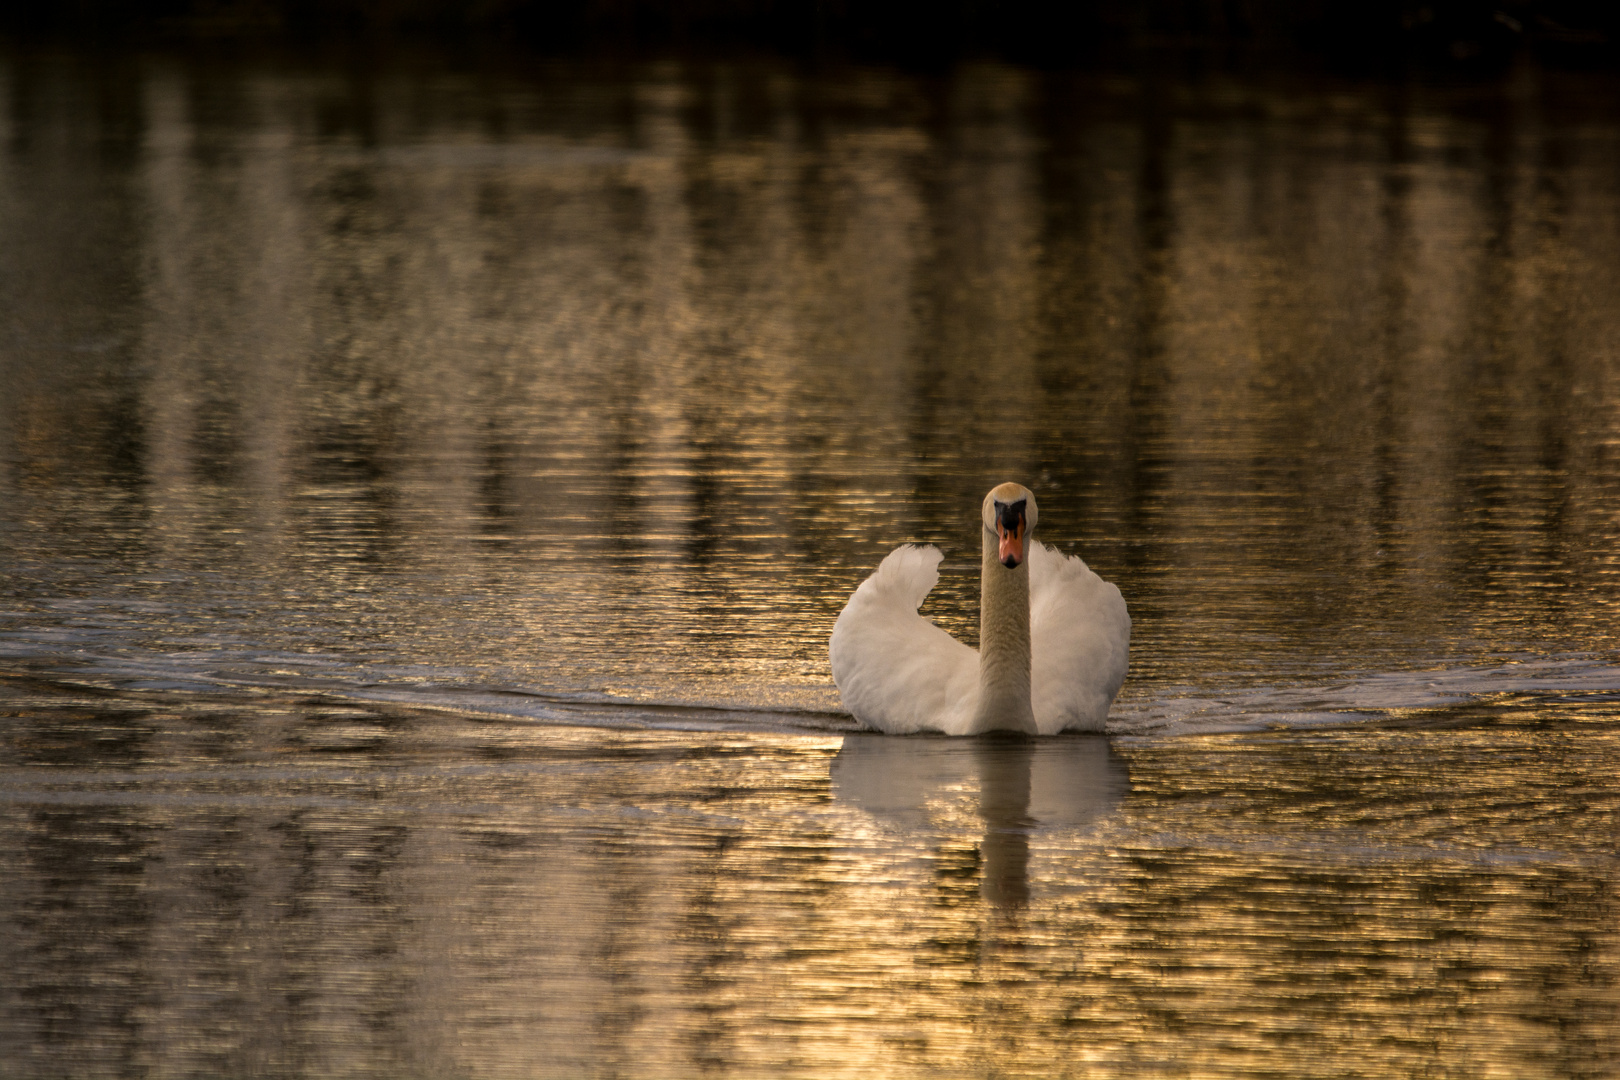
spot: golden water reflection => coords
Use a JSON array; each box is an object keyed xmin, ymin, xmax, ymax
[
  {"xmin": 2, "ymin": 682, "xmax": 1616, "ymax": 1078},
  {"xmin": 4, "ymin": 50, "xmax": 1620, "ymax": 1080},
  {"xmin": 2, "ymin": 57, "xmax": 1619, "ymax": 722}
]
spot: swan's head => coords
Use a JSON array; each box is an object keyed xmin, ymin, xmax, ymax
[{"xmin": 983, "ymin": 483, "xmax": 1038, "ymax": 569}]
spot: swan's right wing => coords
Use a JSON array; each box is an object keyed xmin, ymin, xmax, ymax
[
  {"xmin": 1029, "ymin": 540, "xmax": 1131, "ymax": 733},
  {"xmin": 828, "ymin": 545, "xmax": 979, "ymax": 734}
]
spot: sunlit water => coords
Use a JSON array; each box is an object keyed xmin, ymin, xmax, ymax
[{"xmin": 2, "ymin": 51, "xmax": 1620, "ymax": 1077}]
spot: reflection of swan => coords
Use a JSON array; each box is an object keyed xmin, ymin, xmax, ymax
[
  {"xmin": 831, "ymin": 733, "xmax": 1128, "ymax": 907},
  {"xmin": 829, "ymin": 483, "xmax": 1130, "ymax": 734},
  {"xmin": 830, "ymin": 734, "xmax": 1128, "ymax": 832}
]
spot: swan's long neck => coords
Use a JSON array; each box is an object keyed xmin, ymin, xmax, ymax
[{"xmin": 970, "ymin": 526, "xmax": 1037, "ymax": 734}]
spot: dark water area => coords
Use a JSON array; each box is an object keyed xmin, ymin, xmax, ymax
[{"xmin": 2, "ymin": 45, "xmax": 1620, "ymax": 1076}]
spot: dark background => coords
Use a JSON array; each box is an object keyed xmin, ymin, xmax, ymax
[{"xmin": 6, "ymin": 1, "xmax": 1617, "ymax": 75}]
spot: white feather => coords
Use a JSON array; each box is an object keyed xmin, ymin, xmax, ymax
[
  {"xmin": 828, "ymin": 545, "xmax": 979, "ymax": 735},
  {"xmin": 829, "ymin": 539, "xmax": 1130, "ymax": 735},
  {"xmin": 1028, "ymin": 540, "xmax": 1131, "ymax": 733}
]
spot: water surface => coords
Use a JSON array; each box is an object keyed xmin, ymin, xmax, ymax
[
  {"xmin": 3, "ymin": 677, "xmax": 1618, "ymax": 1078},
  {"xmin": 2, "ymin": 51, "xmax": 1620, "ymax": 1077}
]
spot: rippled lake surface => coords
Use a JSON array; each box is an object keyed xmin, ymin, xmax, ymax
[{"xmin": 2, "ymin": 51, "xmax": 1620, "ymax": 1077}]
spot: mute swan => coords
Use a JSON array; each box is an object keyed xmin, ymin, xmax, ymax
[{"xmin": 829, "ymin": 483, "xmax": 1130, "ymax": 735}]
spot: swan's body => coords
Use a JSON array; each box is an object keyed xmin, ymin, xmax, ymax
[{"xmin": 829, "ymin": 483, "xmax": 1130, "ymax": 735}]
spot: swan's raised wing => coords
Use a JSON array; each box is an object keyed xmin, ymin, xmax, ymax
[
  {"xmin": 829, "ymin": 545, "xmax": 979, "ymax": 734},
  {"xmin": 1028, "ymin": 540, "xmax": 1131, "ymax": 734}
]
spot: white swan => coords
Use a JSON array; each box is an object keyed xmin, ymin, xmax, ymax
[{"xmin": 829, "ymin": 482, "xmax": 1130, "ymax": 735}]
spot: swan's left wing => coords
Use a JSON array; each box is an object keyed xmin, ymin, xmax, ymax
[
  {"xmin": 829, "ymin": 545, "xmax": 979, "ymax": 734},
  {"xmin": 1029, "ymin": 540, "xmax": 1131, "ymax": 733}
]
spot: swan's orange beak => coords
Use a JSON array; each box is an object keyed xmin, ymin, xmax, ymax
[
  {"xmin": 994, "ymin": 498, "xmax": 1028, "ymax": 568},
  {"xmin": 997, "ymin": 521, "xmax": 1024, "ymax": 568}
]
